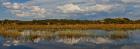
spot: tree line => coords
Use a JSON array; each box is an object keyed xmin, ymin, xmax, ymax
[{"xmin": 0, "ymin": 18, "xmax": 139, "ymax": 25}]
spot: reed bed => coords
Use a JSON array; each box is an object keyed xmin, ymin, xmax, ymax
[
  {"xmin": 0, "ymin": 24, "xmax": 139, "ymax": 30},
  {"xmin": 0, "ymin": 29, "xmax": 130, "ymax": 40},
  {"xmin": 0, "ymin": 30, "xmax": 21, "ymax": 38},
  {"xmin": 109, "ymin": 31, "xmax": 129, "ymax": 39},
  {"xmin": 0, "ymin": 24, "xmax": 138, "ymax": 40},
  {"xmin": 57, "ymin": 30, "xmax": 89, "ymax": 38}
]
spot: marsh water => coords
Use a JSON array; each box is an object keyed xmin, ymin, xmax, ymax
[{"xmin": 0, "ymin": 29, "xmax": 140, "ymax": 49}]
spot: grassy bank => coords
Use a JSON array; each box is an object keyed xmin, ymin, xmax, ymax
[{"xmin": 0, "ymin": 24, "xmax": 139, "ymax": 30}]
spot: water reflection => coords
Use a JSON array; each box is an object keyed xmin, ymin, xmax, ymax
[{"xmin": 0, "ymin": 29, "xmax": 139, "ymax": 49}]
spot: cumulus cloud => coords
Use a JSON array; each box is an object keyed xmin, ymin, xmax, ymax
[
  {"xmin": 94, "ymin": 4, "xmax": 113, "ymax": 12},
  {"xmin": 58, "ymin": 4, "xmax": 84, "ymax": 13},
  {"xmin": 0, "ymin": 0, "xmax": 140, "ymax": 20},
  {"xmin": 85, "ymin": 4, "xmax": 113, "ymax": 12},
  {"xmin": 58, "ymin": 3, "xmax": 114, "ymax": 13},
  {"xmin": 3, "ymin": 2, "xmax": 23, "ymax": 10},
  {"xmin": 31, "ymin": 6, "xmax": 46, "ymax": 14},
  {"xmin": 2, "ymin": 2, "xmax": 47, "ymax": 18}
]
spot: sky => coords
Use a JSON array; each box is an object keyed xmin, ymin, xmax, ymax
[{"xmin": 0, "ymin": 0, "xmax": 140, "ymax": 20}]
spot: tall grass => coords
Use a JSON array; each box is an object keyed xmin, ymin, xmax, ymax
[
  {"xmin": 0, "ymin": 24, "xmax": 139, "ymax": 30},
  {"xmin": 0, "ymin": 30, "xmax": 21, "ymax": 38},
  {"xmin": 0, "ymin": 29, "xmax": 130, "ymax": 41},
  {"xmin": 109, "ymin": 31, "xmax": 129, "ymax": 39},
  {"xmin": 57, "ymin": 30, "xmax": 89, "ymax": 38}
]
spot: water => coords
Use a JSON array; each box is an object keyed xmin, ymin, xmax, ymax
[{"xmin": 0, "ymin": 29, "xmax": 139, "ymax": 49}]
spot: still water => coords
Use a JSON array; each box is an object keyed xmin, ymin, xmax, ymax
[{"xmin": 0, "ymin": 29, "xmax": 139, "ymax": 49}]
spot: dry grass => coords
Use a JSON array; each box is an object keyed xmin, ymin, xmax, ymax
[
  {"xmin": 0, "ymin": 30, "xmax": 21, "ymax": 38},
  {"xmin": 0, "ymin": 24, "xmax": 139, "ymax": 30},
  {"xmin": 0, "ymin": 28, "xmax": 131, "ymax": 40},
  {"xmin": 57, "ymin": 30, "xmax": 89, "ymax": 38},
  {"xmin": 109, "ymin": 31, "xmax": 129, "ymax": 39},
  {"xmin": 0, "ymin": 24, "xmax": 138, "ymax": 40}
]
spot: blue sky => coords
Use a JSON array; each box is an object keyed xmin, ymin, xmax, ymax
[{"xmin": 0, "ymin": 0, "xmax": 140, "ymax": 20}]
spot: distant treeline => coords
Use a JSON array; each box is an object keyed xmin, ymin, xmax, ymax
[{"xmin": 0, "ymin": 18, "xmax": 140, "ymax": 25}]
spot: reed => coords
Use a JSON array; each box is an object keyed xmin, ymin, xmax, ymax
[
  {"xmin": 57, "ymin": 30, "xmax": 89, "ymax": 38},
  {"xmin": 109, "ymin": 31, "xmax": 129, "ymax": 39},
  {"xmin": 0, "ymin": 30, "xmax": 21, "ymax": 38},
  {"xmin": 0, "ymin": 24, "xmax": 139, "ymax": 30}
]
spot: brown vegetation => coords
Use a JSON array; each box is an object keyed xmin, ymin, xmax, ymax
[{"xmin": 0, "ymin": 24, "xmax": 139, "ymax": 30}]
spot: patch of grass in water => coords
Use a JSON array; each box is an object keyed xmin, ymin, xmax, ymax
[
  {"xmin": 57, "ymin": 30, "xmax": 90, "ymax": 38},
  {"xmin": 0, "ymin": 30, "xmax": 21, "ymax": 38},
  {"xmin": 109, "ymin": 31, "xmax": 129, "ymax": 39}
]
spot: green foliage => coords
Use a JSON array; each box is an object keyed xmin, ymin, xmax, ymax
[
  {"xmin": 103, "ymin": 18, "xmax": 132, "ymax": 24},
  {"xmin": 0, "ymin": 18, "xmax": 139, "ymax": 25}
]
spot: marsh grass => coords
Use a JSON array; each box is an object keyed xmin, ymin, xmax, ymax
[
  {"xmin": 0, "ymin": 24, "xmax": 139, "ymax": 30},
  {"xmin": 0, "ymin": 24, "xmax": 131, "ymax": 40},
  {"xmin": 0, "ymin": 30, "xmax": 21, "ymax": 38},
  {"xmin": 109, "ymin": 31, "xmax": 129, "ymax": 39},
  {"xmin": 57, "ymin": 30, "xmax": 90, "ymax": 38}
]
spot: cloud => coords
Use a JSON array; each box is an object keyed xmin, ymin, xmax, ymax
[
  {"xmin": 1, "ymin": 0, "xmax": 140, "ymax": 20},
  {"xmin": 2, "ymin": 2, "xmax": 47, "ymax": 18},
  {"xmin": 58, "ymin": 3, "xmax": 114, "ymax": 13},
  {"xmin": 3, "ymin": 2, "xmax": 23, "ymax": 10},
  {"xmin": 121, "ymin": 0, "xmax": 140, "ymax": 3},
  {"xmin": 31, "ymin": 6, "xmax": 46, "ymax": 14},
  {"xmin": 15, "ymin": 12, "xmax": 31, "ymax": 17},
  {"xmin": 94, "ymin": 4, "xmax": 113, "ymax": 12},
  {"xmin": 85, "ymin": 4, "xmax": 113, "ymax": 12},
  {"xmin": 58, "ymin": 4, "xmax": 84, "ymax": 13}
]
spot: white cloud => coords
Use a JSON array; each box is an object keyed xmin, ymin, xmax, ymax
[
  {"xmin": 2, "ymin": 2, "xmax": 11, "ymax": 7},
  {"xmin": 85, "ymin": 4, "xmax": 113, "ymax": 12},
  {"xmin": 95, "ymin": 4, "xmax": 113, "ymax": 11},
  {"xmin": 2, "ymin": 2, "xmax": 47, "ymax": 18},
  {"xmin": 12, "ymin": 3, "xmax": 23, "ymax": 10},
  {"xmin": 3, "ymin": 2, "xmax": 23, "ymax": 10},
  {"xmin": 15, "ymin": 12, "xmax": 32, "ymax": 17},
  {"xmin": 58, "ymin": 3, "xmax": 114, "ymax": 13},
  {"xmin": 121, "ymin": 0, "xmax": 140, "ymax": 3},
  {"xmin": 31, "ymin": 6, "xmax": 46, "ymax": 14},
  {"xmin": 58, "ymin": 4, "xmax": 84, "ymax": 13},
  {"xmin": 1, "ymin": 0, "xmax": 139, "ymax": 20}
]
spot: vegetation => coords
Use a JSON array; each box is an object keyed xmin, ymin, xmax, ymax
[
  {"xmin": 0, "ymin": 18, "xmax": 139, "ymax": 30},
  {"xmin": 0, "ymin": 29, "xmax": 129, "ymax": 41},
  {"xmin": 0, "ymin": 18, "xmax": 139, "ymax": 25},
  {"xmin": 0, "ymin": 18, "xmax": 137, "ymax": 44},
  {"xmin": 0, "ymin": 24, "xmax": 138, "ymax": 30},
  {"xmin": 57, "ymin": 30, "xmax": 89, "ymax": 38},
  {"xmin": 109, "ymin": 31, "xmax": 129, "ymax": 39}
]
